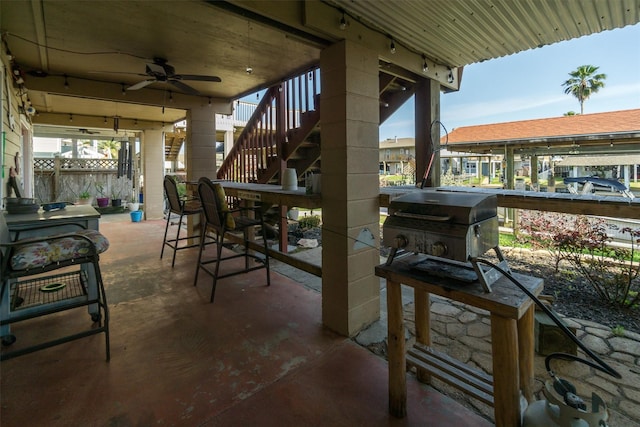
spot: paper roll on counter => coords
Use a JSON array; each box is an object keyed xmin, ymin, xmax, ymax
[{"xmin": 282, "ymin": 168, "xmax": 298, "ymax": 191}]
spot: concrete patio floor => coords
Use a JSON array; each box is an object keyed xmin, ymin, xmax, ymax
[
  {"xmin": 2, "ymin": 212, "xmax": 638, "ymax": 426},
  {"xmin": 0, "ymin": 215, "xmax": 491, "ymax": 427}
]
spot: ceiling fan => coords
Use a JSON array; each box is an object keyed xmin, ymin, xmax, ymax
[
  {"xmin": 127, "ymin": 57, "xmax": 221, "ymax": 95},
  {"xmin": 66, "ymin": 128, "xmax": 100, "ymax": 135}
]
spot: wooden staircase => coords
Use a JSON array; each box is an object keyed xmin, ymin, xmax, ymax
[{"xmin": 216, "ymin": 63, "xmax": 418, "ymax": 186}]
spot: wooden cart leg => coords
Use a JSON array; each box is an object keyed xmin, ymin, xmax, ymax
[
  {"xmin": 518, "ymin": 305, "xmax": 535, "ymax": 403},
  {"xmin": 386, "ymin": 278, "xmax": 406, "ymax": 418},
  {"xmin": 414, "ymin": 289, "xmax": 431, "ymax": 383},
  {"xmin": 491, "ymin": 314, "xmax": 520, "ymax": 427}
]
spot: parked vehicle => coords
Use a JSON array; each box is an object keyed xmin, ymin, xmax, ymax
[{"xmin": 563, "ymin": 176, "xmax": 635, "ymax": 199}]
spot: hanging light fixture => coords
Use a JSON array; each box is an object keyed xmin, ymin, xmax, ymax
[
  {"xmin": 246, "ymin": 20, "xmax": 253, "ymax": 74},
  {"xmin": 339, "ymin": 12, "xmax": 347, "ymax": 30},
  {"xmin": 447, "ymin": 68, "xmax": 454, "ymax": 83}
]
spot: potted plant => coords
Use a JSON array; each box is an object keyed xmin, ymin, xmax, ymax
[
  {"xmin": 77, "ymin": 190, "xmax": 92, "ymax": 205},
  {"xmin": 74, "ymin": 181, "xmax": 93, "ymax": 205},
  {"xmin": 127, "ymin": 196, "xmax": 140, "ymax": 212},
  {"xmin": 95, "ymin": 182, "xmax": 110, "ymax": 207},
  {"xmin": 110, "ymin": 176, "xmax": 129, "ymax": 207}
]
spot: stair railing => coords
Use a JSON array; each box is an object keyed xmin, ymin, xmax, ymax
[{"xmin": 217, "ymin": 66, "xmax": 320, "ymax": 183}]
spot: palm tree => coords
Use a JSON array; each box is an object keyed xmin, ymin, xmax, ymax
[
  {"xmin": 98, "ymin": 139, "xmax": 120, "ymax": 159},
  {"xmin": 562, "ymin": 65, "xmax": 606, "ymax": 115}
]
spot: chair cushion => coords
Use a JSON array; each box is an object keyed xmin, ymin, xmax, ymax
[
  {"xmin": 213, "ymin": 183, "xmax": 236, "ymax": 230},
  {"xmin": 10, "ymin": 230, "xmax": 110, "ymax": 271}
]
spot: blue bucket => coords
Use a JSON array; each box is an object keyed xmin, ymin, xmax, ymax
[{"xmin": 130, "ymin": 210, "xmax": 143, "ymax": 222}]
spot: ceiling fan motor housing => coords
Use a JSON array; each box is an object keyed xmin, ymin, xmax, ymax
[{"xmin": 146, "ymin": 62, "xmax": 174, "ymax": 80}]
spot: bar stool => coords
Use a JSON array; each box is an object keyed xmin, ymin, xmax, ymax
[
  {"xmin": 193, "ymin": 177, "xmax": 271, "ymax": 303},
  {"xmin": 161, "ymin": 176, "xmax": 212, "ymax": 267}
]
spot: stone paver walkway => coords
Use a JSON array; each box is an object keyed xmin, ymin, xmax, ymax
[
  {"xmin": 270, "ymin": 249, "xmax": 640, "ymax": 425},
  {"xmin": 397, "ymin": 296, "xmax": 640, "ymax": 426}
]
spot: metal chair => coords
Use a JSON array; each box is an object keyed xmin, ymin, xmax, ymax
[
  {"xmin": 0, "ymin": 214, "xmax": 110, "ymax": 361},
  {"xmin": 193, "ymin": 177, "xmax": 271, "ymax": 303},
  {"xmin": 161, "ymin": 176, "xmax": 212, "ymax": 267}
]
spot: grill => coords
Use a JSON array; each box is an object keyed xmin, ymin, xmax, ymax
[{"xmin": 382, "ymin": 190, "xmax": 510, "ymax": 292}]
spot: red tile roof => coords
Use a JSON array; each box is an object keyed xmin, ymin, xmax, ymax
[{"xmin": 445, "ymin": 109, "xmax": 640, "ymax": 144}]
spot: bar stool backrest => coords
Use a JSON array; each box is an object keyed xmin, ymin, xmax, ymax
[
  {"xmin": 163, "ymin": 176, "xmax": 183, "ymax": 215},
  {"xmin": 197, "ymin": 178, "xmax": 227, "ymax": 231}
]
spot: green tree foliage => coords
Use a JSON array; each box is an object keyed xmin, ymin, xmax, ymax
[
  {"xmin": 561, "ymin": 65, "xmax": 606, "ymax": 114},
  {"xmin": 98, "ymin": 139, "xmax": 121, "ymax": 159}
]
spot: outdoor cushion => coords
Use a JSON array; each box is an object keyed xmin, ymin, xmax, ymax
[
  {"xmin": 10, "ymin": 230, "xmax": 110, "ymax": 271},
  {"xmin": 212, "ymin": 183, "xmax": 236, "ymax": 229}
]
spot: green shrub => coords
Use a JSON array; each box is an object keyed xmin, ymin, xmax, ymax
[
  {"xmin": 519, "ymin": 211, "xmax": 640, "ymax": 307},
  {"xmin": 298, "ymin": 215, "xmax": 321, "ymax": 230}
]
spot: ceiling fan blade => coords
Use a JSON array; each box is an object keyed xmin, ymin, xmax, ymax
[
  {"xmin": 88, "ymin": 70, "xmax": 148, "ymax": 77},
  {"xmin": 168, "ymin": 79, "xmax": 200, "ymax": 95},
  {"xmin": 127, "ymin": 80, "xmax": 156, "ymax": 91},
  {"xmin": 174, "ymin": 74, "xmax": 222, "ymax": 82}
]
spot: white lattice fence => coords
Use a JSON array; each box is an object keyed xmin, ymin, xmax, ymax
[{"xmin": 34, "ymin": 158, "xmax": 135, "ymax": 203}]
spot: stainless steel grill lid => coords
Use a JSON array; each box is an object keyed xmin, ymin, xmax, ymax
[{"xmin": 386, "ymin": 191, "xmax": 497, "ymax": 225}]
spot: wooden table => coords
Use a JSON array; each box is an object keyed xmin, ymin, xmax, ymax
[
  {"xmin": 4, "ymin": 204, "xmax": 101, "ymax": 239},
  {"xmin": 188, "ymin": 181, "xmax": 323, "ymax": 276},
  {"xmin": 218, "ymin": 181, "xmax": 322, "ymax": 210},
  {"xmin": 375, "ymin": 254, "xmax": 543, "ymax": 427},
  {"xmin": 379, "ymin": 185, "xmax": 640, "ymax": 219}
]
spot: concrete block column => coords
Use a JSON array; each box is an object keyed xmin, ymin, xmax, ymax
[
  {"xmin": 320, "ymin": 40, "xmax": 381, "ymax": 336},
  {"xmin": 140, "ymin": 129, "xmax": 165, "ymax": 220},
  {"xmin": 186, "ymin": 106, "xmax": 217, "ymax": 182}
]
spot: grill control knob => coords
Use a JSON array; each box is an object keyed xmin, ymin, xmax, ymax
[
  {"xmin": 393, "ymin": 235, "xmax": 408, "ymax": 249},
  {"xmin": 431, "ymin": 241, "xmax": 447, "ymax": 257}
]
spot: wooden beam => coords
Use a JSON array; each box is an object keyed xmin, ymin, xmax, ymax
[
  {"xmin": 25, "ymin": 75, "xmax": 232, "ymax": 112},
  {"xmin": 379, "ymin": 187, "xmax": 640, "ymax": 220}
]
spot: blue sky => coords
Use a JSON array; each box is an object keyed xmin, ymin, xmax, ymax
[{"xmin": 380, "ymin": 23, "xmax": 640, "ymax": 141}]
